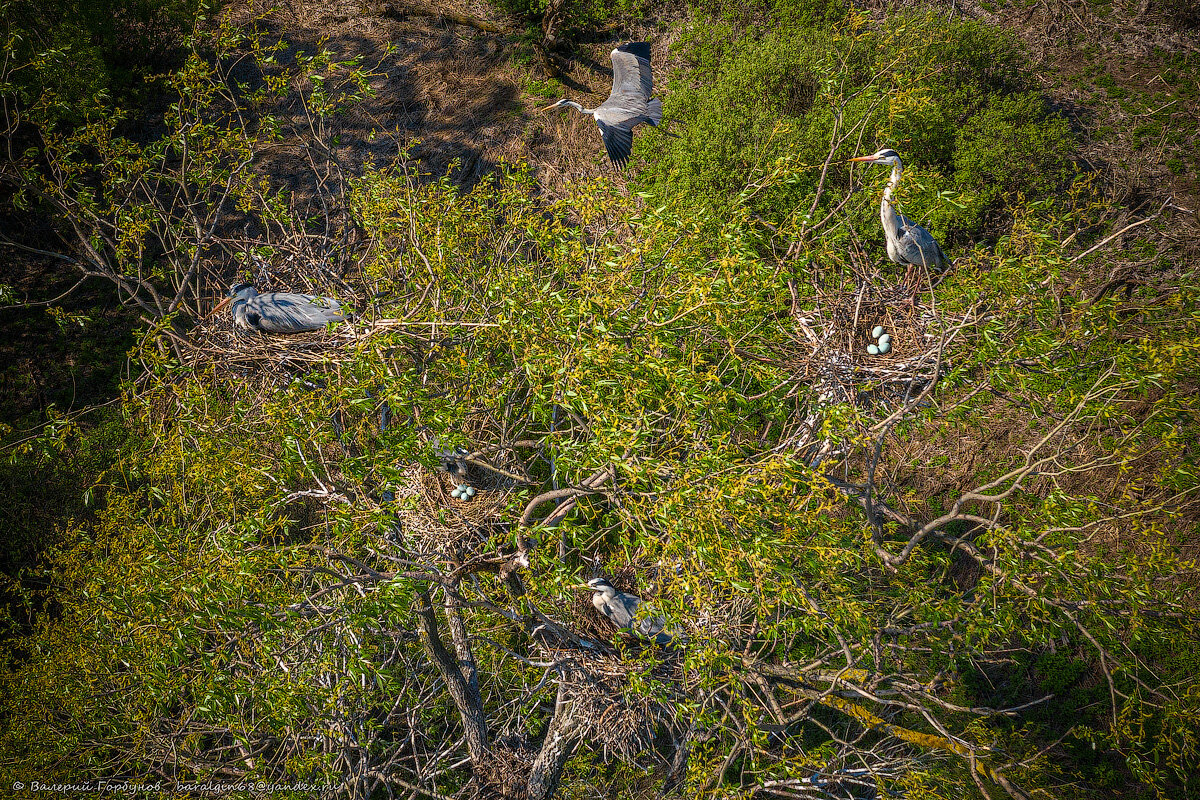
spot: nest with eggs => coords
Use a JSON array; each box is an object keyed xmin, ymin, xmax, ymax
[
  {"xmin": 386, "ymin": 463, "xmax": 519, "ymax": 563},
  {"xmin": 788, "ymin": 279, "xmax": 946, "ymax": 410}
]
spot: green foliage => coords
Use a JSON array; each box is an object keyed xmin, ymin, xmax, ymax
[
  {"xmin": 953, "ymin": 91, "xmax": 1075, "ymax": 226},
  {"xmin": 1, "ymin": 0, "xmax": 204, "ymax": 124},
  {"xmin": 5, "ymin": 144, "xmax": 1198, "ymax": 796},
  {"xmin": 493, "ymin": 0, "xmax": 663, "ymax": 33},
  {"xmin": 2, "ymin": 5, "xmax": 1198, "ymax": 800},
  {"xmin": 639, "ymin": 8, "xmax": 1077, "ymax": 253}
]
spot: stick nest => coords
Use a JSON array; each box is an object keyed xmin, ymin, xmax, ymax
[
  {"xmin": 788, "ymin": 280, "xmax": 945, "ymax": 409},
  {"xmin": 550, "ymin": 650, "xmax": 686, "ymax": 763},
  {"xmin": 388, "ymin": 463, "xmax": 518, "ymax": 562},
  {"xmin": 179, "ymin": 314, "xmax": 413, "ymax": 386}
]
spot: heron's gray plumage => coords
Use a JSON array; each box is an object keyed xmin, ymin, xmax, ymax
[
  {"xmin": 609, "ymin": 42, "xmax": 653, "ymax": 104},
  {"xmin": 851, "ymin": 149, "xmax": 949, "ymax": 271},
  {"xmin": 544, "ymin": 42, "xmax": 664, "ymax": 169},
  {"xmin": 587, "ymin": 578, "xmax": 674, "ymax": 645},
  {"xmin": 437, "ymin": 446, "xmax": 473, "ymax": 478},
  {"xmin": 228, "ymin": 283, "xmax": 347, "ymax": 334}
]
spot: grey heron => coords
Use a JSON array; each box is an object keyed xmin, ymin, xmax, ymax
[
  {"xmin": 585, "ymin": 577, "xmax": 674, "ymax": 645},
  {"xmin": 214, "ymin": 283, "xmax": 348, "ymax": 334},
  {"xmin": 437, "ymin": 446, "xmax": 473, "ymax": 478},
  {"xmin": 848, "ymin": 148, "xmax": 949, "ymax": 272},
  {"xmin": 541, "ymin": 42, "xmax": 664, "ymax": 169}
]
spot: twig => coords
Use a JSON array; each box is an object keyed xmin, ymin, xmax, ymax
[{"xmin": 1069, "ymin": 203, "xmax": 1168, "ymax": 263}]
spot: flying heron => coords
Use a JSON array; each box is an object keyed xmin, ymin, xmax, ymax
[
  {"xmin": 214, "ymin": 283, "xmax": 348, "ymax": 334},
  {"xmin": 848, "ymin": 148, "xmax": 949, "ymax": 272},
  {"xmin": 584, "ymin": 577, "xmax": 674, "ymax": 645},
  {"xmin": 541, "ymin": 42, "xmax": 664, "ymax": 169}
]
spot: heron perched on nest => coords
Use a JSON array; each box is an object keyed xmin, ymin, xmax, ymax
[
  {"xmin": 437, "ymin": 446, "xmax": 474, "ymax": 478},
  {"xmin": 541, "ymin": 42, "xmax": 668, "ymax": 169},
  {"xmin": 215, "ymin": 283, "xmax": 348, "ymax": 334},
  {"xmin": 848, "ymin": 148, "xmax": 949, "ymax": 274},
  {"xmin": 585, "ymin": 578, "xmax": 675, "ymax": 645}
]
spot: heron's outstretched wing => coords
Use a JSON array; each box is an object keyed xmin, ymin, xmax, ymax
[
  {"xmin": 251, "ymin": 293, "xmax": 346, "ymax": 333},
  {"xmin": 609, "ymin": 42, "xmax": 653, "ymax": 104},
  {"xmin": 596, "ymin": 119, "xmax": 634, "ymax": 168},
  {"xmin": 645, "ymin": 97, "xmax": 663, "ymax": 126}
]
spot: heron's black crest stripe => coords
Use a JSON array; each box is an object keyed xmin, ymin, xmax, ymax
[{"xmin": 229, "ymin": 282, "xmax": 254, "ymax": 296}]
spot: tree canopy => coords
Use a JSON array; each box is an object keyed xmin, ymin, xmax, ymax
[{"xmin": 2, "ymin": 2, "xmax": 1198, "ymax": 799}]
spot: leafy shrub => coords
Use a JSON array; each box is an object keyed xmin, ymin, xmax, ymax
[
  {"xmin": 953, "ymin": 91, "xmax": 1076, "ymax": 226},
  {"xmin": 3, "ymin": 7, "xmax": 1198, "ymax": 800},
  {"xmin": 639, "ymin": 26, "xmax": 841, "ymax": 222},
  {"xmin": 492, "ymin": 0, "xmax": 663, "ymax": 34},
  {"xmin": 2, "ymin": 0, "xmax": 203, "ymax": 123},
  {"xmin": 637, "ymin": 8, "xmax": 1078, "ymax": 253}
]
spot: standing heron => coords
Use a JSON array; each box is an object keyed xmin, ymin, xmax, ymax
[
  {"xmin": 541, "ymin": 42, "xmax": 664, "ymax": 169},
  {"xmin": 584, "ymin": 577, "xmax": 674, "ymax": 645},
  {"xmin": 848, "ymin": 148, "xmax": 949, "ymax": 272},
  {"xmin": 214, "ymin": 283, "xmax": 348, "ymax": 334}
]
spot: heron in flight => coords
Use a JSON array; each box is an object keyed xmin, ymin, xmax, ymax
[
  {"xmin": 584, "ymin": 577, "xmax": 675, "ymax": 645},
  {"xmin": 848, "ymin": 148, "xmax": 949, "ymax": 272},
  {"xmin": 541, "ymin": 42, "xmax": 664, "ymax": 169},
  {"xmin": 214, "ymin": 283, "xmax": 348, "ymax": 333}
]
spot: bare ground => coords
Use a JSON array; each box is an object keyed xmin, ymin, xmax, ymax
[{"xmin": 225, "ymin": 0, "xmax": 687, "ymax": 193}]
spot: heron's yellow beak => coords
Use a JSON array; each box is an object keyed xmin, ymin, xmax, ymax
[
  {"xmin": 847, "ymin": 155, "xmax": 876, "ymax": 163},
  {"xmin": 212, "ymin": 295, "xmax": 232, "ymax": 314},
  {"xmin": 539, "ymin": 102, "xmax": 562, "ymax": 112}
]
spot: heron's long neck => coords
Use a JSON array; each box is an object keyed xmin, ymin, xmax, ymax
[
  {"xmin": 881, "ymin": 162, "xmax": 903, "ymax": 237},
  {"xmin": 567, "ymin": 101, "xmax": 595, "ymax": 115}
]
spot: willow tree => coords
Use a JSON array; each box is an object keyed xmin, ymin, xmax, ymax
[{"xmin": 2, "ymin": 8, "xmax": 1198, "ymax": 800}]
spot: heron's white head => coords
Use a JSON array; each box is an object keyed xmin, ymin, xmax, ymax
[
  {"xmin": 213, "ymin": 282, "xmax": 256, "ymax": 314},
  {"xmin": 586, "ymin": 577, "xmax": 616, "ymax": 594},
  {"xmin": 848, "ymin": 148, "xmax": 902, "ymax": 167}
]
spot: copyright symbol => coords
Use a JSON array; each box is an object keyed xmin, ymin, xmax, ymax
[{"xmin": 12, "ymin": 782, "xmax": 24, "ymax": 790}]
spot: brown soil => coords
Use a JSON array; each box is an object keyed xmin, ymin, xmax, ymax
[{"xmin": 223, "ymin": 0, "xmax": 681, "ymax": 193}]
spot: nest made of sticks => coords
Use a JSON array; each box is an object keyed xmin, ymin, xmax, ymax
[
  {"xmin": 178, "ymin": 313, "xmax": 350, "ymax": 381},
  {"xmin": 543, "ymin": 650, "xmax": 686, "ymax": 764},
  {"xmin": 789, "ymin": 280, "xmax": 943, "ymax": 409},
  {"xmin": 388, "ymin": 463, "xmax": 519, "ymax": 561}
]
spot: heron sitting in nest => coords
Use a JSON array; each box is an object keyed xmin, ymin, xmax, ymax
[
  {"xmin": 584, "ymin": 577, "xmax": 676, "ymax": 646},
  {"xmin": 215, "ymin": 283, "xmax": 348, "ymax": 334},
  {"xmin": 437, "ymin": 446, "xmax": 474, "ymax": 479}
]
